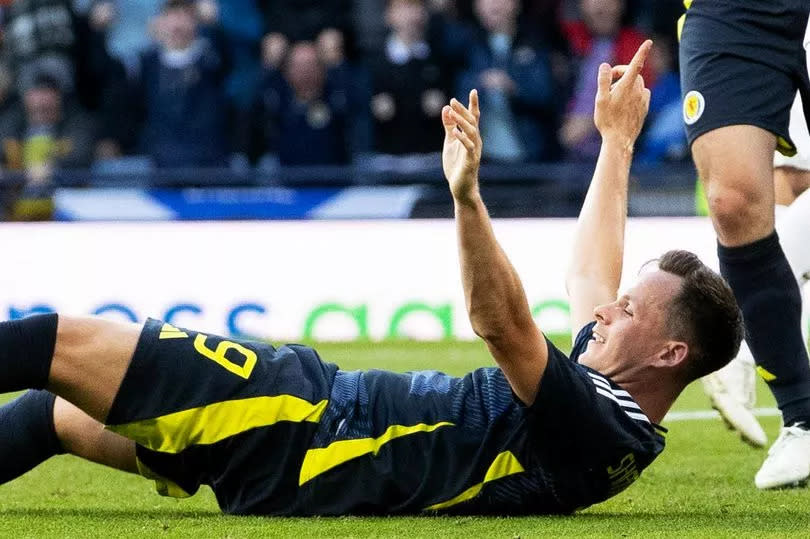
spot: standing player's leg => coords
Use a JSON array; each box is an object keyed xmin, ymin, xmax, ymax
[
  {"xmin": 701, "ymin": 94, "xmax": 810, "ymax": 450},
  {"xmin": 681, "ymin": 1, "xmax": 810, "ymax": 488}
]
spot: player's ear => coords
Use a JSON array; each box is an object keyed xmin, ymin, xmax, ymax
[{"xmin": 654, "ymin": 341, "xmax": 689, "ymax": 369}]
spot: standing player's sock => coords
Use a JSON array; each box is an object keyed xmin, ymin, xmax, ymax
[
  {"xmin": 718, "ymin": 232, "xmax": 810, "ymax": 427},
  {"xmin": 0, "ymin": 390, "xmax": 64, "ymax": 484},
  {"xmin": 0, "ymin": 314, "xmax": 59, "ymax": 393}
]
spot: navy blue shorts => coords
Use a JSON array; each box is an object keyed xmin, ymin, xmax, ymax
[
  {"xmin": 105, "ymin": 319, "xmax": 338, "ymax": 515},
  {"xmin": 679, "ymin": 0, "xmax": 810, "ymax": 154}
]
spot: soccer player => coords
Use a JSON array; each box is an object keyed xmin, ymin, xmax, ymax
[
  {"xmin": 0, "ymin": 42, "xmax": 743, "ymax": 515},
  {"xmin": 703, "ymin": 92, "xmax": 810, "ymax": 450},
  {"xmin": 679, "ymin": 1, "xmax": 810, "ymax": 488}
]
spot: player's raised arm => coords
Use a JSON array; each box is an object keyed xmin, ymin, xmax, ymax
[
  {"xmin": 566, "ymin": 41, "xmax": 652, "ymax": 335},
  {"xmin": 443, "ymin": 90, "xmax": 547, "ymax": 406}
]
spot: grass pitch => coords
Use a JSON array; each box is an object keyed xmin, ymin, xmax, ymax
[{"xmin": 1, "ymin": 338, "xmax": 808, "ymax": 538}]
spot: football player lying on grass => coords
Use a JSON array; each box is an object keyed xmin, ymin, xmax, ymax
[{"xmin": 0, "ymin": 41, "xmax": 743, "ymax": 515}]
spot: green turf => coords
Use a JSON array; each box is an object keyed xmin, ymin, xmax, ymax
[{"xmin": 1, "ymin": 339, "xmax": 806, "ymax": 538}]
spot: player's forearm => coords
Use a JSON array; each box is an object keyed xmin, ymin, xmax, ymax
[
  {"xmin": 455, "ymin": 194, "xmax": 534, "ymax": 342},
  {"xmin": 566, "ymin": 137, "xmax": 633, "ymax": 294}
]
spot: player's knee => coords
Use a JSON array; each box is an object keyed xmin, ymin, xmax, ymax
[
  {"xmin": 704, "ymin": 178, "xmax": 771, "ymax": 240},
  {"xmin": 706, "ymin": 184, "xmax": 753, "ymax": 226}
]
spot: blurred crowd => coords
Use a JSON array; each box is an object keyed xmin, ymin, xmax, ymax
[{"xmin": 0, "ymin": 0, "xmax": 687, "ymax": 215}]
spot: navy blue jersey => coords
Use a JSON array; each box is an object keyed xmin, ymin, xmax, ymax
[
  {"xmin": 300, "ymin": 321, "xmax": 666, "ymax": 515},
  {"xmin": 108, "ymin": 319, "xmax": 665, "ymax": 515}
]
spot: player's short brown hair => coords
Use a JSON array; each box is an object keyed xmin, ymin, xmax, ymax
[{"xmin": 657, "ymin": 250, "xmax": 744, "ymax": 382}]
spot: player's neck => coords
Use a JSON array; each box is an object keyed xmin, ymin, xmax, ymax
[{"xmin": 611, "ymin": 374, "xmax": 681, "ymax": 425}]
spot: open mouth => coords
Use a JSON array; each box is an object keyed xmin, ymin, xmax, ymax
[{"xmin": 591, "ymin": 331, "xmax": 606, "ymax": 344}]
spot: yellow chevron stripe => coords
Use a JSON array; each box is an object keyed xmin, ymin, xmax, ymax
[
  {"xmin": 298, "ymin": 421, "xmax": 454, "ymax": 485},
  {"xmin": 109, "ymin": 395, "xmax": 328, "ymax": 454},
  {"xmin": 159, "ymin": 323, "xmax": 188, "ymax": 339},
  {"xmin": 425, "ymin": 451, "xmax": 525, "ymax": 511}
]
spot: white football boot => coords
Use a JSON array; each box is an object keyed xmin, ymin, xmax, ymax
[
  {"xmin": 701, "ymin": 342, "xmax": 768, "ymax": 447},
  {"xmin": 755, "ymin": 423, "xmax": 810, "ymax": 489}
]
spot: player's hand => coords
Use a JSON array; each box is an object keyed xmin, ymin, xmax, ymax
[
  {"xmin": 594, "ymin": 40, "xmax": 652, "ymax": 150},
  {"xmin": 442, "ymin": 90, "xmax": 482, "ymax": 203}
]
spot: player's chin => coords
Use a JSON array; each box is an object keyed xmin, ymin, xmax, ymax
[
  {"xmin": 581, "ymin": 338, "xmax": 606, "ymax": 360},
  {"xmin": 580, "ymin": 339, "xmax": 596, "ymax": 359}
]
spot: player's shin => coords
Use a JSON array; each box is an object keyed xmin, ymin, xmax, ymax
[
  {"xmin": 0, "ymin": 390, "xmax": 64, "ymax": 484},
  {"xmin": 0, "ymin": 314, "xmax": 58, "ymax": 393},
  {"xmin": 718, "ymin": 233, "xmax": 810, "ymax": 427}
]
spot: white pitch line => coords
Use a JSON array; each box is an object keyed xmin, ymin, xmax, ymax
[{"xmin": 664, "ymin": 408, "xmax": 780, "ymax": 422}]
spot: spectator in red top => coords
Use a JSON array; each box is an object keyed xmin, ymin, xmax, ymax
[{"xmin": 560, "ymin": 0, "xmax": 651, "ymax": 160}]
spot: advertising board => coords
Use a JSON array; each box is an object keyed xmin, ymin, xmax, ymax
[{"xmin": 0, "ymin": 219, "xmax": 757, "ymax": 341}]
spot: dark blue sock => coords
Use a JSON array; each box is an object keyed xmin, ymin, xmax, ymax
[
  {"xmin": 0, "ymin": 390, "xmax": 64, "ymax": 485},
  {"xmin": 718, "ymin": 232, "xmax": 810, "ymax": 426},
  {"xmin": 0, "ymin": 313, "xmax": 58, "ymax": 393}
]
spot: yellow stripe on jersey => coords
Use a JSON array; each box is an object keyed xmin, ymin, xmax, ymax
[
  {"xmin": 756, "ymin": 366, "xmax": 777, "ymax": 382},
  {"xmin": 683, "ymin": 0, "xmax": 692, "ymax": 9},
  {"xmin": 109, "ymin": 395, "xmax": 328, "ymax": 454},
  {"xmin": 136, "ymin": 456, "xmax": 193, "ymax": 498},
  {"xmin": 298, "ymin": 421, "xmax": 454, "ymax": 486},
  {"xmin": 425, "ymin": 451, "xmax": 525, "ymax": 511}
]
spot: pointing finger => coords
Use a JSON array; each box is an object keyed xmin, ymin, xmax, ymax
[
  {"xmin": 469, "ymin": 89, "xmax": 480, "ymax": 121},
  {"xmin": 596, "ymin": 63, "xmax": 612, "ymax": 101},
  {"xmin": 617, "ymin": 40, "xmax": 652, "ymax": 89}
]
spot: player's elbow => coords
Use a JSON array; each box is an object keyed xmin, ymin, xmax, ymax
[{"xmin": 471, "ymin": 315, "xmax": 534, "ymax": 348}]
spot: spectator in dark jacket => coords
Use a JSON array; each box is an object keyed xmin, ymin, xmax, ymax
[
  {"xmin": 255, "ymin": 41, "xmax": 353, "ymax": 165},
  {"xmin": 133, "ymin": 0, "xmax": 229, "ymax": 168},
  {"xmin": 457, "ymin": 0, "xmax": 557, "ymax": 162},
  {"xmin": 368, "ymin": 0, "xmax": 452, "ymax": 156}
]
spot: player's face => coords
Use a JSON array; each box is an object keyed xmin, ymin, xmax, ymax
[{"xmin": 579, "ymin": 269, "xmax": 683, "ymax": 377}]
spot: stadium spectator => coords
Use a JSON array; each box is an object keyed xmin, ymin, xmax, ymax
[
  {"xmin": 560, "ymin": 0, "xmax": 650, "ymax": 160},
  {"xmin": 3, "ymin": 0, "xmax": 81, "ymax": 98},
  {"xmin": 0, "ymin": 73, "xmax": 97, "ymax": 219},
  {"xmin": 254, "ymin": 41, "xmax": 355, "ymax": 165},
  {"xmin": 0, "ymin": 73, "xmax": 97, "ymax": 171},
  {"xmin": 457, "ymin": 0, "xmax": 557, "ymax": 162},
  {"xmin": 258, "ymin": 0, "xmax": 353, "ymax": 79},
  {"xmin": 636, "ymin": 35, "xmax": 686, "ymax": 163},
  {"xmin": 133, "ymin": 0, "xmax": 230, "ymax": 168},
  {"xmin": 75, "ymin": 0, "xmax": 164, "ymax": 74},
  {"xmin": 367, "ymin": 0, "xmax": 452, "ymax": 156}
]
